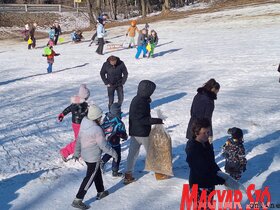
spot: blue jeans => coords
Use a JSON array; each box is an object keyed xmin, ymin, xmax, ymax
[
  {"xmin": 47, "ymin": 63, "xmax": 53, "ymax": 73},
  {"xmin": 102, "ymin": 144, "xmax": 121, "ymax": 172},
  {"xmin": 135, "ymin": 45, "xmax": 147, "ymax": 59}
]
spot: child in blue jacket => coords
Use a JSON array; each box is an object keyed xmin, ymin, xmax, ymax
[
  {"xmin": 101, "ymin": 103, "xmax": 128, "ymax": 177},
  {"xmin": 135, "ymin": 28, "xmax": 148, "ymax": 59}
]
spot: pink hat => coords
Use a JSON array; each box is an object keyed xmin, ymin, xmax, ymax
[{"xmin": 78, "ymin": 84, "xmax": 90, "ymax": 100}]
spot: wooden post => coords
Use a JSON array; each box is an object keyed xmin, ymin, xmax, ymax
[
  {"xmin": 25, "ymin": 4, "xmax": 28, "ymax": 12},
  {"xmin": 59, "ymin": 4, "xmax": 61, "ymax": 12}
]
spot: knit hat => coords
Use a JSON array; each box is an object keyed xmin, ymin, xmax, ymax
[
  {"xmin": 88, "ymin": 104, "xmax": 103, "ymax": 120},
  {"xmin": 78, "ymin": 84, "xmax": 90, "ymax": 100},
  {"xmin": 228, "ymin": 127, "xmax": 243, "ymax": 140},
  {"xmin": 110, "ymin": 103, "xmax": 121, "ymax": 117}
]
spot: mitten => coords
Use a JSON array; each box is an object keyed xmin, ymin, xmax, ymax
[{"xmin": 58, "ymin": 113, "xmax": 64, "ymax": 122}]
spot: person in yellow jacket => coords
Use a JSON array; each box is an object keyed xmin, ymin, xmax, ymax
[{"xmin": 126, "ymin": 20, "xmax": 139, "ymax": 48}]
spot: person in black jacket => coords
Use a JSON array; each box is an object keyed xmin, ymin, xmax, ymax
[
  {"xmin": 58, "ymin": 84, "xmax": 90, "ymax": 161},
  {"xmin": 186, "ymin": 78, "xmax": 220, "ymax": 143},
  {"xmin": 53, "ymin": 21, "xmax": 61, "ymax": 45},
  {"xmin": 100, "ymin": 55, "xmax": 128, "ymax": 110},
  {"xmin": 186, "ymin": 118, "xmax": 225, "ymax": 203},
  {"xmin": 28, "ymin": 22, "xmax": 37, "ymax": 49},
  {"xmin": 123, "ymin": 80, "xmax": 163, "ymax": 184}
]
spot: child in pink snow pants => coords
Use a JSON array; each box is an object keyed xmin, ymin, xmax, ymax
[{"xmin": 58, "ymin": 84, "xmax": 90, "ymax": 161}]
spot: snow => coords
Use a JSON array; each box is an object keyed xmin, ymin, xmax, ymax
[{"xmin": 0, "ymin": 2, "xmax": 280, "ymax": 209}]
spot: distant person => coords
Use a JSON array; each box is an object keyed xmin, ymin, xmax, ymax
[
  {"xmin": 147, "ymin": 29, "xmax": 159, "ymax": 58},
  {"xmin": 126, "ymin": 20, "xmax": 139, "ymax": 48},
  {"xmin": 22, "ymin": 24, "xmax": 29, "ymax": 41},
  {"xmin": 123, "ymin": 80, "xmax": 163, "ymax": 185},
  {"xmin": 96, "ymin": 17, "xmax": 106, "ymax": 55},
  {"xmin": 186, "ymin": 78, "xmax": 220, "ymax": 143},
  {"xmin": 71, "ymin": 30, "xmax": 83, "ymax": 43},
  {"xmin": 42, "ymin": 43, "xmax": 60, "ymax": 73},
  {"xmin": 222, "ymin": 127, "xmax": 247, "ymax": 180},
  {"xmin": 28, "ymin": 22, "xmax": 37, "ymax": 49},
  {"xmin": 89, "ymin": 14, "xmax": 108, "ymax": 47},
  {"xmin": 53, "ymin": 21, "xmax": 61, "ymax": 45},
  {"xmin": 72, "ymin": 104, "xmax": 118, "ymax": 209},
  {"xmin": 135, "ymin": 28, "xmax": 148, "ymax": 59},
  {"xmin": 100, "ymin": 55, "xmax": 128, "ymax": 110}
]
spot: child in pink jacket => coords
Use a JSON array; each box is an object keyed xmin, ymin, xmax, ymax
[{"xmin": 58, "ymin": 84, "xmax": 90, "ymax": 161}]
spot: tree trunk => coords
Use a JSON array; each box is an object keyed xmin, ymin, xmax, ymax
[
  {"xmin": 140, "ymin": 0, "xmax": 146, "ymax": 17},
  {"xmin": 146, "ymin": 0, "xmax": 152, "ymax": 14},
  {"xmin": 86, "ymin": 0, "xmax": 97, "ymax": 26},
  {"xmin": 162, "ymin": 0, "xmax": 170, "ymax": 13},
  {"xmin": 96, "ymin": 0, "xmax": 102, "ymax": 16}
]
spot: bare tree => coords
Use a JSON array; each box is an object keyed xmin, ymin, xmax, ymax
[
  {"xmin": 140, "ymin": 0, "xmax": 146, "ymax": 17},
  {"xmin": 86, "ymin": 0, "xmax": 97, "ymax": 25},
  {"xmin": 162, "ymin": 0, "xmax": 170, "ymax": 13}
]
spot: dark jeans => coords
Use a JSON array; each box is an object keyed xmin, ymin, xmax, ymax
[
  {"xmin": 28, "ymin": 37, "xmax": 36, "ymax": 49},
  {"xmin": 54, "ymin": 35, "xmax": 59, "ymax": 45},
  {"xmin": 107, "ymin": 85, "xmax": 123, "ymax": 109},
  {"xmin": 47, "ymin": 63, "xmax": 53, "ymax": 73},
  {"xmin": 76, "ymin": 162, "xmax": 104, "ymax": 199},
  {"xmin": 96, "ymin": 38, "xmax": 105, "ymax": 55},
  {"xmin": 102, "ymin": 144, "xmax": 121, "ymax": 172}
]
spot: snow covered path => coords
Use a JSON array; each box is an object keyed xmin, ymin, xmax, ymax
[{"xmin": 0, "ymin": 3, "xmax": 280, "ymax": 209}]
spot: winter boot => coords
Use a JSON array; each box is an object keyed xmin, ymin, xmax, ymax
[
  {"xmin": 112, "ymin": 170, "xmax": 123, "ymax": 177},
  {"xmin": 123, "ymin": 172, "xmax": 135, "ymax": 185},
  {"xmin": 155, "ymin": 173, "xmax": 169, "ymax": 180},
  {"xmin": 71, "ymin": 198, "xmax": 90, "ymax": 210},
  {"xmin": 96, "ymin": 190, "xmax": 109, "ymax": 200}
]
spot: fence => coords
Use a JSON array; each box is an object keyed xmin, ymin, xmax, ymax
[{"xmin": 0, "ymin": 4, "xmax": 87, "ymax": 12}]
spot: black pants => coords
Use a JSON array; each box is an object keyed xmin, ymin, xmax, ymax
[
  {"xmin": 102, "ymin": 144, "xmax": 121, "ymax": 172},
  {"xmin": 54, "ymin": 35, "xmax": 59, "ymax": 45},
  {"xmin": 76, "ymin": 162, "xmax": 104, "ymax": 199},
  {"xmin": 28, "ymin": 37, "xmax": 36, "ymax": 49},
  {"xmin": 96, "ymin": 38, "xmax": 105, "ymax": 55},
  {"xmin": 91, "ymin": 32, "xmax": 97, "ymax": 41},
  {"xmin": 107, "ymin": 85, "xmax": 124, "ymax": 109}
]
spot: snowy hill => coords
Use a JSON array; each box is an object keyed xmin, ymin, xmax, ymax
[{"xmin": 0, "ymin": 2, "xmax": 280, "ymax": 210}]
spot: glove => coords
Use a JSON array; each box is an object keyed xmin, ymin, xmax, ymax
[{"xmin": 58, "ymin": 113, "xmax": 64, "ymax": 122}]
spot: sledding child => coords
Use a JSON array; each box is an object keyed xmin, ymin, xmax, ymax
[
  {"xmin": 135, "ymin": 28, "xmax": 148, "ymax": 59},
  {"xmin": 72, "ymin": 104, "xmax": 118, "ymax": 209},
  {"xmin": 147, "ymin": 30, "xmax": 159, "ymax": 58},
  {"xmin": 71, "ymin": 30, "xmax": 83, "ymax": 43},
  {"xmin": 58, "ymin": 84, "xmax": 90, "ymax": 161},
  {"xmin": 42, "ymin": 43, "xmax": 60, "ymax": 73},
  {"xmin": 100, "ymin": 103, "xmax": 128, "ymax": 177},
  {"xmin": 126, "ymin": 20, "xmax": 139, "ymax": 48},
  {"xmin": 222, "ymin": 127, "xmax": 247, "ymax": 180}
]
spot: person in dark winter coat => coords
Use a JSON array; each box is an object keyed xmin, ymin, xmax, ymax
[
  {"xmin": 222, "ymin": 127, "xmax": 247, "ymax": 180},
  {"xmin": 100, "ymin": 103, "xmax": 128, "ymax": 177},
  {"xmin": 58, "ymin": 84, "xmax": 90, "ymax": 161},
  {"xmin": 186, "ymin": 118, "xmax": 225, "ymax": 204},
  {"xmin": 100, "ymin": 55, "xmax": 128, "ymax": 110},
  {"xmin": 186, "ymin": 78, "xmax": 220, "ymax": 143},
  {"xmin": 28, "ymin": 22, "xmax": 37, "ymax": 49},
  {"xmin": 53, "ymin": 21, "xmax": 61, "ymax": 45},
  {"xmin": 123, "ymin": 80, "xmax": 163, "ymax": 184},
  {"xmin": 72, "ymin": 104, "xmax": 118, "ymax": 209}
]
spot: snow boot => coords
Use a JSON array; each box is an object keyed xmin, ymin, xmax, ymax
[
  {"xmin": 71, "ymin": 198, "xmax": 90, "ymax": 210},
  {"xmin": 112, "ymin": 171, "xmax": 123, "ymax": 177},
  {"xmin": 96, "ymin": 190, "xmax": 109, "ymax": 200},
  {"xmin": 155, "ymin": 173, "xmax": 169, "ymax": 180},
  {"xmin": 123, "ymin": 172, "xmax": 136, "ymax": 185}
]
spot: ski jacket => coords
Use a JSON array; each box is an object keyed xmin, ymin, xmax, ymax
[
  {"xmin": 186, "ymin": 87, "xmax": 217, "ymax": 140},
  {"xmin": 46, "ymin": 49, "xmax": 59, "ymax": 64},
  {"xmin": 101, "ymin": 113, "xmax": 128, "ymax": 146},
  {"xmin": 186, "ymin": 139, "xmax": 225, "ymax": 189},
  {"xmin": 127, "ymin": 26, "xmax": 139, "ymax": 37},
  {"xmin": 137, "ymin": 33, "xmax": 148, "ymax": 46},
  {"xmin": 222, "ymin": 138, "xmax": 247, "ymax": 173},
  {"xmin": 74, "ymin": 118, "xmax": 117, "ymax": 163},
  {"xmin": 62, "ymin": 101, "xmax": 88, "ymax": 124},
  {"xmin": 100, "ymin": 56, "xmax": 128, "ymax": 87},
  {"xmin": 148, "ymin": 35, "xmax": 158, "ymax": 45},
  {"xmin": 129, "ymin": 80, "xmax": 162, "ymax": 137},
  {"xmin": 97, "ymin": 23, "xmax": 105, "ymax": 38},
  {"xmin": 54, "ymin": 25, "xmax": 61, "ymax": 36}
]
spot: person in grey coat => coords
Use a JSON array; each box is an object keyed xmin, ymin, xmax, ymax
[
  {"xmin": 186, "ymin": 78, "xmax": 220, "ymax": 143},
  {"xmin": 72, "ymin": 104, "xmax": 118, "ymax": 210}
]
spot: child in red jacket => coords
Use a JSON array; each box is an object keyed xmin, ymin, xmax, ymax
[{"xmin": 43, "ymin": 43, "xmax": 60, "ymax": 73}]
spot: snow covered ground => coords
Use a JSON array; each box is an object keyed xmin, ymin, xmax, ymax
[{"xmin": 0, "ymin": 3, "xmax": 280, "ymax": 210}]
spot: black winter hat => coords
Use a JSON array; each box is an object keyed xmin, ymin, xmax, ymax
[{"xmin": 228, "ymin": 127, "xmax": 243, "ymax": 140}]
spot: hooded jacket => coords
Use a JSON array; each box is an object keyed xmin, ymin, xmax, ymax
[
  {"xmin": 129, "ymin": 80, "xmax": 162, "ymax": 137},
  {"xmin": 62, "ymin": 101, "xmax": 88, "ymax": 124},
  {"xmin": 74, "ymin": 117, "xmax": 117, "ymax": 163},
  {"xmin": 100, "ymin": 56, "xmax": 128, "ymax": 87},
  {"xmin": 186, "ymin": 87, "xmax": 217, "ymax": 140}
]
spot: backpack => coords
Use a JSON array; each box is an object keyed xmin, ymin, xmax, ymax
[{"xmin": 101, "ymin": 115, "xmax": 126, "ymax": 141}]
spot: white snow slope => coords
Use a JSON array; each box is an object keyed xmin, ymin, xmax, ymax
[{"xmin": 0, "ymin": 3, "xmax": 280, "ymax": 210}]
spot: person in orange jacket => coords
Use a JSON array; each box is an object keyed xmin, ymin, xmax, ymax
[
  {"xmin": 42, "ymin": 43, "xmax": 60, "ymax": 73},
  {"xmin": 126, "ymin": 20, "xmax": 139, "ymax": 48}
]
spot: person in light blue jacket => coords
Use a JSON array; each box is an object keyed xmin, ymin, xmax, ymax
[
  {"xmin": 72, "ymin": 104, "xmax": 118, "ymax": 210},
  {"xmin": 96, "ymin": 17, "xmax": 106, "ymax": 55}
]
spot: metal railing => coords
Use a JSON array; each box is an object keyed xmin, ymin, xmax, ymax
[{"xmin": 0, "ymin": 4, "xmax": 86, "ymax": 12}]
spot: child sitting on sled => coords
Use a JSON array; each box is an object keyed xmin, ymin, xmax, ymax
[
  {"xmin": 222, "ymin": 127, "xmax": 247, "ymax": 180},
  {"xmin": 71, "ymin": 30, "xmax": 83, "ymax": 43}
]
